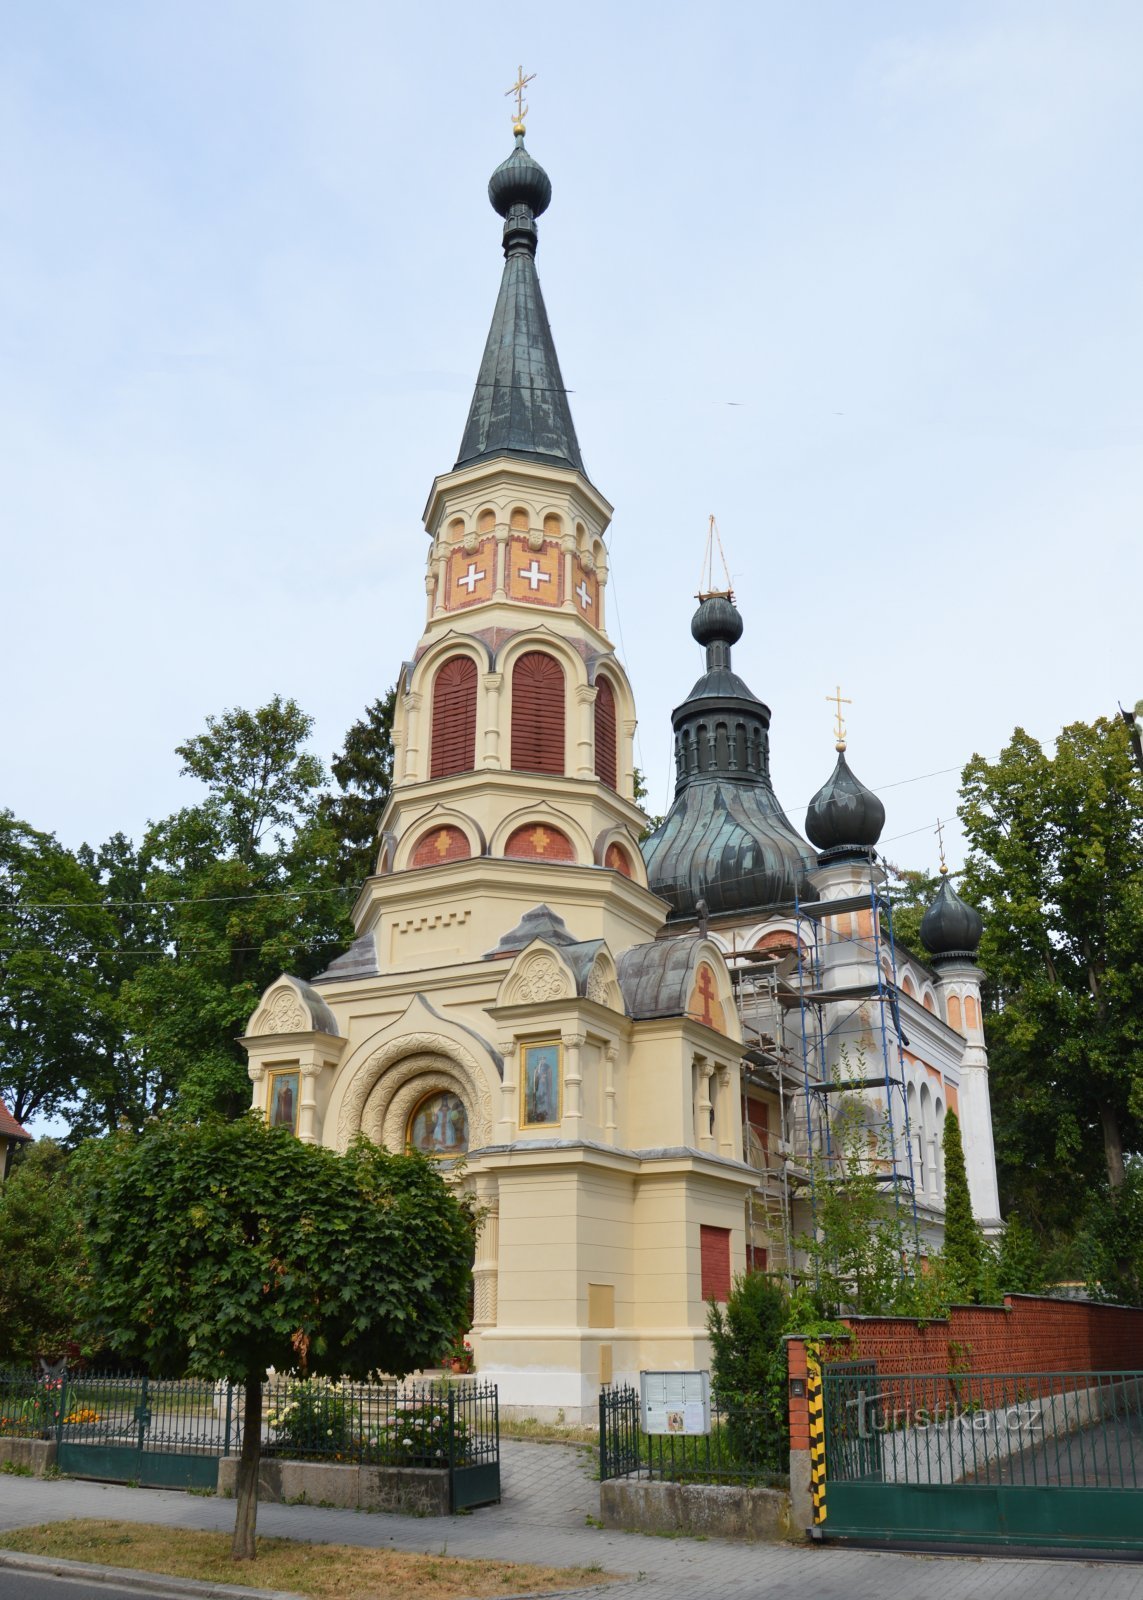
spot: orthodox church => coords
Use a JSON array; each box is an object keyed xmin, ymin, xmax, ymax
[{"xmin": 243, "ymin": 122, "xmax": 1001, "ymax": 1417}]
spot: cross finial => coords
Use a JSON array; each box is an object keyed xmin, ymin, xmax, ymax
[
  {"xmin": 827, "ymin": 685, "xmax": 852, "ymax": 752},
  {"xmin": 506, "ymin": 65, "xmax": 536, "ymax": 134},
  {"xmin": 935, "ymin": 817, "xmax": 948, "ymax": 875}
]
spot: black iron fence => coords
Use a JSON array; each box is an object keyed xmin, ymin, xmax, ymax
[
  {"xmin": 0, "ymin": 1368, "xmax": 500, "ymax": 1503},
  {"xmin": 599, "ymin": 1382, "xmax": 786, "ymax": 1485}
]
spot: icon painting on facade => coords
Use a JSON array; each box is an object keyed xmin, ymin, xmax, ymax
[
  {"xmin": 522, "ymin": 1042, "xmax": 561, "ymax": 1127},
  {"xmin": 408, "ymin": 1090, "xmax": 469, "ymax": 1156},
  {"xmin": 268, "ymin": 1069, "xmax": 299, "ymax": 1132}
]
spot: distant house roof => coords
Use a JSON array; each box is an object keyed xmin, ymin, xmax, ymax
[{"xmin": 0, "ymin": 1100, "xmax": 30, "ymax": 1143}]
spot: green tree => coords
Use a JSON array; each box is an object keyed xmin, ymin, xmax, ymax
[
  {"xmin": 78, "ymin": 1114, "xmax": 475, "ymax": 1559},
  {"xmin": 940, "ymin": 1111, "xmax": 984, "ymax": 1301},
  {"xmin": 0, "ymin": 813, "xmax": 118, "ymax": 1125},
  {"xmin": 114, "ymin": 699, "xmax": 355, "ymax": 1123},
  {"xmin": 993, "ymin": 1213, "xmax": 1047, "ymax": 1295},
  {"xmin": 0, "ymin": 1141, "xmax": 90, "ymax": 1363},
  {"xmin": 1078, "ymin": 1160, "xmax": 1143, "ymax": 1304},
  {"xmin": 883, "ymin": 866, "xmax": 943, "ymax": 959},
  {"xmin": 319, "ymin": 690, "xmax": 397, "ymax": 884},
  {"xmin": 959, "ymin": 719, "xmax": 1143, "ymax": 1227},
  {"xmin": 707, "ymin": 1272, "xmax": 789, "ymax": 1466}
]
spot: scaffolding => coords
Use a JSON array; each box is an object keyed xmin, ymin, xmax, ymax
[{"xmin": 728, "ymin": 855, "xmax": 922, "ymax": 1286}]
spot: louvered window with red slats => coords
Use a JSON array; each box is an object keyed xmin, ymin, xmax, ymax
[
  {"xmin": 511, "ymin": 651, "xmax": 565, "ymax": 775},
  {"xmin": 700, "ymin": 1224, "xmax": 731, "ymax": 1303},
  {"xmin": 594, "ymin": 676, "xmax": 618, "ymax": 790},
  {"xmin": 430, "ymin": 655, "xmax": 477, "ymax": 779}
]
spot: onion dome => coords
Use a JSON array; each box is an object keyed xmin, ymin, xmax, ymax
[
  {"xmin": 488, "ymin": 133, "xmax": 552, "ymax": 219},
  {"xmin": 920, "ymin": 872, "xmax": 984, "ymax": 963},
  {"xmin": 642, "ymin": 595, "xmax": 816, "ymax": 922},
  {"xmin": 805, "ymin": 749, "xmax": 886, "ymax": 863}
]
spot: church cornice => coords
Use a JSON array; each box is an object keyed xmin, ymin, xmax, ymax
[{"xmin": 423, "ymin": 455, "xmax": 613, "ymax": 534}]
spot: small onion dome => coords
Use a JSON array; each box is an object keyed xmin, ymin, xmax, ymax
[
  {"xmin": 488, "ymin": 133, "xmax": 552, "ymax": 218},
  {"xmin": 920, "ymin": 873, "xmax": 984, "ymax": 962},
  {"xmin": 691, "ymin": 593, "xmax": 743, "ymax": 650},
  {"xmin": 804, "ymin": 750, "xmax": 886, "ymax": 862}
]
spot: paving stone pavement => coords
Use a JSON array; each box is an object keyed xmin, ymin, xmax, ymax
[{"xmin": 1, "ymin": 1441, "xmax": 1141, "ymax": 1600}]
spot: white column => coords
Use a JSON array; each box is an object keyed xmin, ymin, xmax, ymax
[
  {"xmin": 497, "ymin": 1039, "xmax": 518, "ymax": 1142},
  {"xmin": 482, "ymin": 672, "xmax": 504, "ymax": 769},
  {"xmin": 562, "ymin": 1031, "xmax": 585, "ymax": 1125},
  {"xmin": 575, "ymin": 685, "xmax": 597, "ymax": 779},
  {"xmin": 936, "ymin": 961, "xmax": 1001, "ymax": 1228},
  {"xmin": 603, "ymin": 1043, "xmax": 618, "ymax": 1144},
  {"xmin": 695, "ymin": 1058, "xmax": 715, "ymax": 1152},
  {"xmin": 402, "ymin": 690, "xmax": 423, "ymax": 782},
  {"xmin": 298, "ymin": 1061, "xmax": 321, "ymax": 1145}
]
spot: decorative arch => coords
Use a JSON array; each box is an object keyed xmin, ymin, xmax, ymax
[
  {"xmin": 409, "ymin": 824, "xmax": 472, "ymax": 869},
  {"xmin": 921, "ymin": 988, "xmax": 937, "ymax": 1014},
  {"xmin": 394, "ymin": 807, "xmax": 485, "ymax": 873},
  {"xmin": 594, "ymin": 676, "xmax": 618, "ymax": 790},
  {"xmin": 331, "ymin": 997, "xmax": 498, "ymax": 1152},
  {"xmin": 505, "ymin": 821, "xmax": 576, "ymax": 863},
  {"xmin": 510, "ymin": 650, "xmax": 565, "ymax": 775},
  {"xmin": 964, "ymin": 994, "xmax": 980, "ymax": 1030},
  {"xmin": 430, "ymin": 654, "xmax": 477, "ymax": 779},
  {"xmin": 586, "ymin": 949, "xmax": 623, "ymax": 1011},
  {"xmin": 946, "ymin": 992, "xmax": 963, "ymax": 1032},
  {"xmin": 901, "ymin": 973, "xmax": 917, "ymax": 999},
  {"xmin": 492, "ymin": 801, "xmax": 591, "ymax": 863},
  {"xmin": 498, "ymin": 942, "xmax": 578, "ymax": 1007},
  {"xmin": 687, "ymin": 960, "xmax": 727, "ymax": 1034}
]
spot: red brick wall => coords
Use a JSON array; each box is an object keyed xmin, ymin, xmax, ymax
[
  {"xmin": 409, "ymin": 825, "xmax": 471, "ymax": 867},
  {"xmin": 834, "ymin": 1295, "xmax": 1143, "ymax": 1376}
]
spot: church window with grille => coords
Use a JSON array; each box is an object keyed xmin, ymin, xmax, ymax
[
  {"xmin": 594, "ymin": 676, "xmax": 618, "ymax": 790},
  {"xmin": 430, "ymin": 655, "xmax": 477, "ymax": 779},
  {"xmin": 511, "ymin": 651, "xmax": 565, "ymax": 775}
]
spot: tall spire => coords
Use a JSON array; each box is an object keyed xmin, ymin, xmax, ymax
[{"xmin": 455, "ymin": 131, "xmax": 585, "ymax": 476}]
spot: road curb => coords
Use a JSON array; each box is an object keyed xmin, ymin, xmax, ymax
[{"xmin": 0, "ymin": 1548, "xmax": 301, "ymax": 1599}]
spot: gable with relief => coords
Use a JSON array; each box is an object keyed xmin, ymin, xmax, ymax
[
  {"xmin": 249, "ymin": 975, "xmax": 339, "ymax": 1038},
  {"xmin": 498, "ymin": 942, "xmax": 577, "ymax": 1007}
]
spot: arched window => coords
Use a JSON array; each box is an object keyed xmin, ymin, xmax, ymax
[
  {"xmin": 511, "ymin": 651, "xmax": 565, "ymax": 775},
  {"xmin": 430, "ymin": 655, "xmax": 477, "ymax": 779},
  {"xmin": 595, "ymin": 677, "xmax": 618, "ymax": 790}
]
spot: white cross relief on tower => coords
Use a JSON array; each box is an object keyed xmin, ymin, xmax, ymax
[
  {"xmin": 518, "ymin": 559, "xmax": 551, "ymax": 591},
  {"xmin": 575, "ymin": 579, "xmax": 592, "ymax": 609},
  {"xmin": 457, "ymin": 562, "xmax": 486, "ymax": 595}
]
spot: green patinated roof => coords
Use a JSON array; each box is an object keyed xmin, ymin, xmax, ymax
[{"xmin": 455, "ymin": 134, "xmax": 585, "ymax": 476}]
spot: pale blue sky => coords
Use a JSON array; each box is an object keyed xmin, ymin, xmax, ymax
[{"xmin": 2, "ymin": 1, "xmax": 1140, "ymax": 875}]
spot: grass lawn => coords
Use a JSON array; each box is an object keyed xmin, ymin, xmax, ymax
[{"xmin": 0, "ymin": 1520, "xmax": 617, "ymax": 1598}]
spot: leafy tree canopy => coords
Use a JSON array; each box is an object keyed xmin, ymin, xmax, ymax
[
  {"xmin": 0, "ymin": 1140, "xmax": 90, "ymax": 1365},
  {"xmin": 959, "ymin": 718, "xmax": 1143, "ymax": 1225},
  {"xmin": 78, "ymin": 1114, "xmax": 475, "ymax": 1556}
]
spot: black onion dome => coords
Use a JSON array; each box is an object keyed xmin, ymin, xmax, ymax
[
  {"xmin": 642, "ymin": 595, "xmax": 816, "ymax": 922},
  {"xmin": 488, "ymin": 134, "xmax": 552, "ymax": 218},
  {"xmin": 805, "ymin": 750, "xmax": 886, "ymax": 863},
  {"xmin": 691, "ymin": 594, "xmax": 743, "ymax": 650},
  {"xmin": 920, "ymin": 874, "xmax": 984, "ymax": 963}
]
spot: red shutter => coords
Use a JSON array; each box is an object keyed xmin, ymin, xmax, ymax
[
  {"xmin": 594, "ymin": 676, "xmax": 618, "ymax": 790},
  {"xmin": 700, "ymin": 1224, "xmax": 732, "ymax": 1303},
  {"xmin": 430, "ymin": 656, "xmax": 477, "ymax": 779},
  {"xmin": 511, "ymin": 651, "xmax": 565, "ymax": 775}
]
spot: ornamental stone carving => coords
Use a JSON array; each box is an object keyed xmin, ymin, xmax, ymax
[
  {"xmin": 587, "ymin": 961, "xmax": 612, "ymax": 1008},
  {"xmin": 335, "ymin": 1030, "xmax": 495, "ymax": 1151},
  {"xmin": 257, "ymin": 990, "xmax": 309, "ymax": 1035},
  {"xmin": 509, "ymin": 954, "xmax": 568, "ymax": 1004}
]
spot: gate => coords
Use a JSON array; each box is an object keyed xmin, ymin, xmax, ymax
[
  {"xmin": 447, "ymin": 1379, "xmax": 500, "ymax": 1511},
  {"xmin": 821, "ymin": 1365, "xmax": 1143, "ymax": 1552},
  {"xmin": 55, "ymin": 1373, "xmax": 231, "ymax": 1490}
]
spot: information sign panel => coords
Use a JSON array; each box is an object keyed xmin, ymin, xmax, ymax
[{"xmin": 639, "ymin": 1370, "xmax": 711, "ymax": 1436}]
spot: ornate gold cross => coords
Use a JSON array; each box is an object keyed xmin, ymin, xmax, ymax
[
  {"xmin": 935, "ymin": 817, "xmax": 948, "ymax": 875},
  {"xmin": 826, "ymin": 685, "xmax": 852, "ymax": 751},
  {"xmin": 506, "ymin": 65, "xmax": 536, "ymax": 131}
]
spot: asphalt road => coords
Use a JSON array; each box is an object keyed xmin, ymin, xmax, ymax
[{"xmin": 0, "ymin": 1575, "xmax": 188, "ymax": 1600}]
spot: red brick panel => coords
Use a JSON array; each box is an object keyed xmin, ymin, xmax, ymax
[
  {"xmin": 605, "ymin": 842, "xmax": 633, "ymax": 877},
  {"xmin": 504, "ymin": 823, "xmax": 576, "ymax": 863},
  {"xmin": 410, "ymin": 826, "xmax": 472, "ymax": 868},
  {"xmin": 700, "ymin": 1224, "xmax": 731, "ymax": 1303}
]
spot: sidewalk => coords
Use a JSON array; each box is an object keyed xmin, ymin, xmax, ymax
[{"xmin": 1, "ymin": 1441, "xmax": 1141, "ymax": 1600}]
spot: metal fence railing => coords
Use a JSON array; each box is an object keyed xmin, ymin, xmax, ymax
[
  {"xmin": 823, "ymin": 1367, "xmax": 1143, "ymax": 1490},
  {"xmin": 599, "ymin": 1383, "xmax": 786, "ymax": 1485},
  {"xmin": 0, "ymin": 1368, "xmax": 498, "ymax": 1476}
]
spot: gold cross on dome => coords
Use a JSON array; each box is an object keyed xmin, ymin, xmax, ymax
[
  {"xmin": 505, "ymin": 65, "xmax": 536, "ymax": 131},
  {"xmin": 935, "ymin": 817, "xmax": 948, "ymax": 875},
  {"xmin": 827, "ymin": 685, "xmax": 852, "ymax": 751}
]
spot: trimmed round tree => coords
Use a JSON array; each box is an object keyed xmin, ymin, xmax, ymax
[{"xmin": 78, "ymin": 1114, "xmax": 474, "ymax": 1558}]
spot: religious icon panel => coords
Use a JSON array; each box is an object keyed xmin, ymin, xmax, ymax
[
  {"xmin": 408, "ymin": 1090, "xmax": 469, "ymax": 1156},
  {"xmin": 521, "ymin": 1041, "xmax": 561, "ymax": 1128},
  {"xmin": 268, "ymin": 1069, "xmax": 299, "ymax": 1133}
]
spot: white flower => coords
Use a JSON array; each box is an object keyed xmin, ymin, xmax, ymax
[{"xmin": 402, "ymin": 1436, "xmax": 413, "ymax": 1446}]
